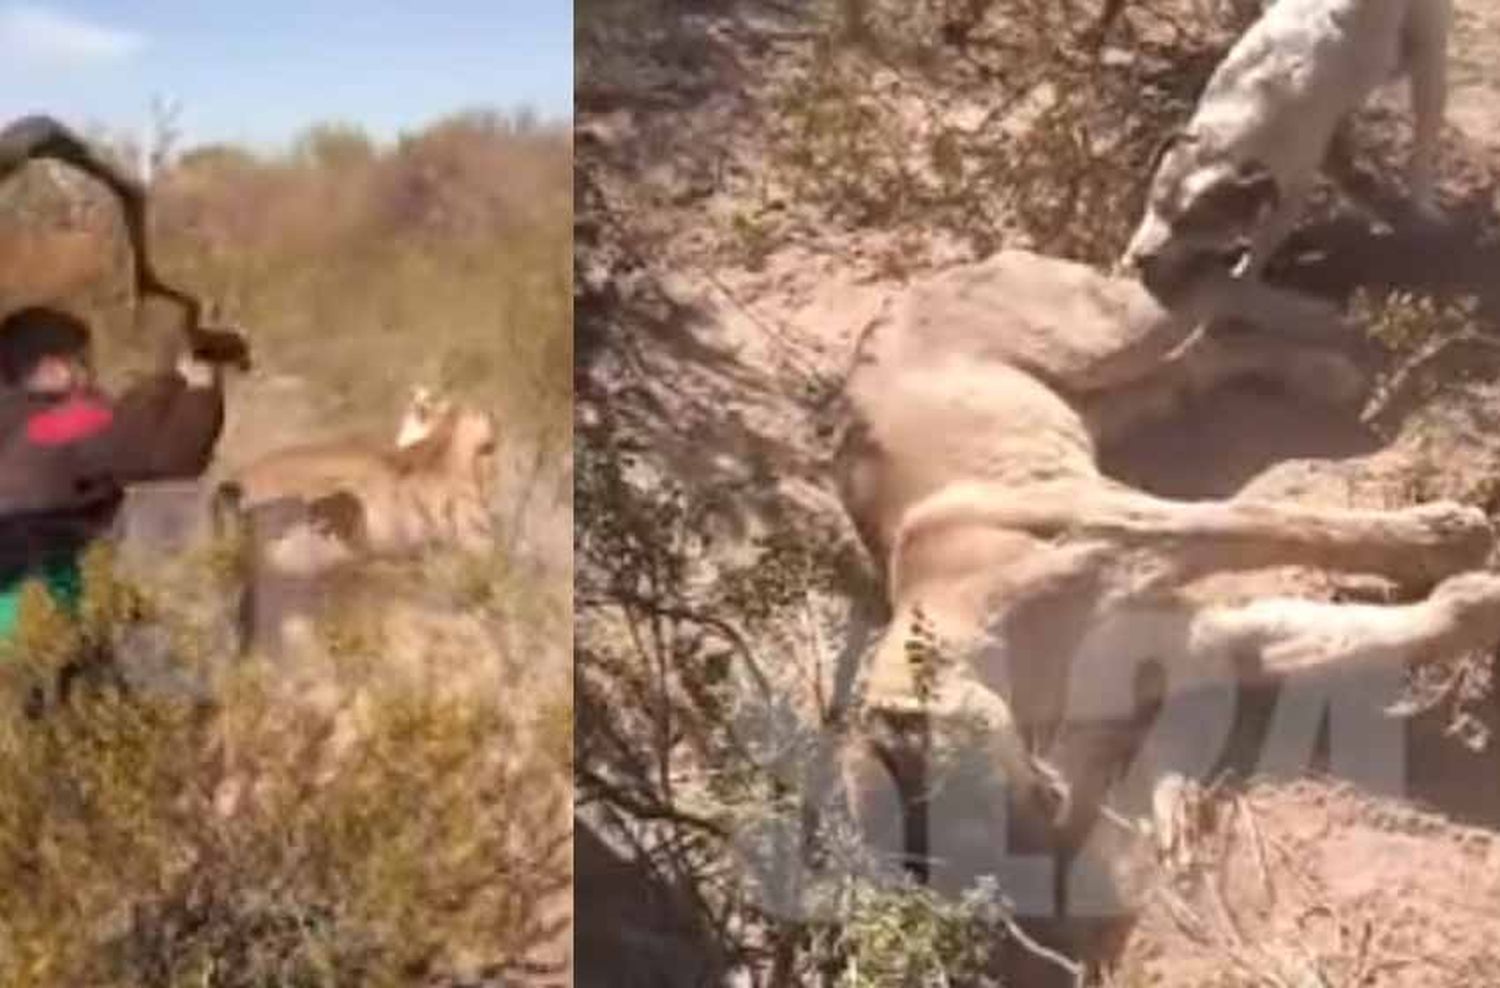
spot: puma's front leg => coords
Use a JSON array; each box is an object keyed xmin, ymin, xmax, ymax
[{"xmin": 1186, "ymin": 271, "xmax": 1348, "ymax": 344}]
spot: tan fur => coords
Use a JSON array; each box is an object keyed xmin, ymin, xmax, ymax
[
  {"xmin": 835, "ymin": 249, "xmax": 1500, "ymax": 880},
  {"xmin": 228, "ymin": 399, "xmax": 497, "ymax": 560},
  {"xmin": 221, "ymin": 393, "xmax": 497, "ymax": 656},
  {"xmin": 394, "ymin": 383, "xmax": 452, "ymax": 449}
]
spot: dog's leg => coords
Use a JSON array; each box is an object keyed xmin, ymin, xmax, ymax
[
  {"xmin": 896, "ymin": 482, "xmax": 1492, "ymax": 590},
  {"xmin": 1402, "ymin": 0, "xmax": 1450, "ymax": 220}
]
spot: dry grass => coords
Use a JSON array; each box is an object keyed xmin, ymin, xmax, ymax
[
  {"xmin": 1, "ymin": 111, "xmax": 571, "ymax": 447},
  {"xmin": 737, "ymin": 0, "xmax": 1258, "ymax": 271},
  {"xmin": 576, "ymin": 0, "xmax": 1500, "ymax": 984},
  {"xmin": 0, "ymin": 111, "xmax": 572, "ymax": 985},
  {"xmin": 0, "ymin": 545, "xmax": 570, "ymax": 987}
]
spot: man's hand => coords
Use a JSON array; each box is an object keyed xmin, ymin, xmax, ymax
[{"xmin": 186, "ymin": 325, "xmax": 252, "ymax": 372}]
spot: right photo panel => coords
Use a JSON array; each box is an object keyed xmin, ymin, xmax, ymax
[{"xmin": 576, "ymin": 0, "xmax": 1500, "ymax": 985}]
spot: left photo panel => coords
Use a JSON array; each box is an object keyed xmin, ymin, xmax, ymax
[{"xmin": 0, "ymin": 4, "xmax": 573, "ymax": 985}]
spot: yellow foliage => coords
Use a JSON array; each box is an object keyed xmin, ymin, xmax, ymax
[{"xmin": 0, "ymin": 542, "xmax": 570, "ymax": 986}]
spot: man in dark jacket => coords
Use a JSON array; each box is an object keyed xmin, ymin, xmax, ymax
[
  {"xmin": 0, "ymin": 114, "xmax": 248, "ymax": 638},
  {"xmin": 0, "ymin": 305, "xmax": 233, "ymax": 635}
]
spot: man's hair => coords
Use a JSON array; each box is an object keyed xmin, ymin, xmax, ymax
[{"xmin": 0, "ymin": 306, "xmax": 91, "ymax": 386}]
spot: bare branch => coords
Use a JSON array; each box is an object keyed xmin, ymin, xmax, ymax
[{"xmin": 577, "ymin": 765, "xmax": 729, "ymax": 840}]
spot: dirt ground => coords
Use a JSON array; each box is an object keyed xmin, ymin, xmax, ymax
[
  {"xmin": 1114, "ymin": 779, "xmax": 1500, "ymax": 986},
  {"xmin": 578, "ymin": 0, "xmax": 1500, "ymax": 983}
]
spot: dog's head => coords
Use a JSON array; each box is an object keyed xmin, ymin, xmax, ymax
[{"xmin": 1117, "ymin": 131, "xmax": 1282, "ymax": 298}]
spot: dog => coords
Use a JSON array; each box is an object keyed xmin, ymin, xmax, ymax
[{"xmin": 1118, "ymin": 0, "xmax": 1451, "ymax": 298}]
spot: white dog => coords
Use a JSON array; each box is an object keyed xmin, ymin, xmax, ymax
[{"xmin": 1118, "ymin": 0, "xmax": 1451, "ymax": 298}]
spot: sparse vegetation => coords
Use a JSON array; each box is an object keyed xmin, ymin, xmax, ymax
[
  {"xmin": 3, "ymin": 110, "xmax": 571, "ymax": 446},
  {"xmin": 575, "ymin": 405, "xmax": 885, "ymax": 982},
  {"xmin": 1354, "ymin": 287, "xmax": 1490, "ymax": 432},
  {"xmin": 0, "ymin": 544, "xmax": 570, "ymax": 987},
  {"xmin": 0, "ymin": 110, "xmax": 572, "ymax": 984},
  {"xmin": 574, "ymin": 1, "xmax": 1249, "ymax": 980},
  {"xmin": 578, "ymin": 0, "xmax": 1500, "ymax": 984},
  {"xmin": 758, "ymin": 0, "xmax": 1257, "ymax": 266}
]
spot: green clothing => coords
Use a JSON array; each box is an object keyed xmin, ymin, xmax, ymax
[{"xmin": 0, "ymin": 555, "xmax": 83, "ymax": 641}]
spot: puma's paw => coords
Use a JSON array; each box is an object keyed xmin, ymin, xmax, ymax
[{"xmin": 1388, "ymin": 501, "xmax": 1493, "ymax": 586}]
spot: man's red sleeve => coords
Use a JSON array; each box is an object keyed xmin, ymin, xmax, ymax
[{"xmin": 62, "ymin": 374, "xmax": 225, "ymax": 485}]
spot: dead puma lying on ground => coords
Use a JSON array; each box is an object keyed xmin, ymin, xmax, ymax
[{"xmin": 833, "ymin": 248, "xmax": 1499, "ymax": 970}]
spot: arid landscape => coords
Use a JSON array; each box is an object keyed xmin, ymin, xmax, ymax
[
  {"xmin": 0, "ymin": 111, "xmax": 573, "ymax": 986},
  {"xmin": 576, "ymin": 0, "xmax": 1500, "ymax": 984}
]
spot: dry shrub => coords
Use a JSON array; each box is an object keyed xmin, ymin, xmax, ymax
[
  {"xmin": 0, "ymin": 110, "xmax": 571, "ymax": 455},
  {"xmin": 0, "ymin": 108, "xmax": 573, "ymax": 986},
  {"xmin": 156, "ymin": 110, "xmax": 571, "ymax": 447},
  {"xmin": 581, "ymin": 1, "xmax": 1500, "ymax": 983},
  {"xmin": 577, "ymin": 403, "xmax": 968, "ymax": 982},
  {"xmin": 572, "ymin": 1, "xmax": 1290, "ymax": 982},
  {"xmin": 806, "ymin": 878, "xmax": 1019, "ymax": 986},
  {"xmin": 0, "ymin": 542, "xmax": 570, "ymax": 988},
  {"xmin": 1352, "ymin": 287, "xmax": 1492, "ymax": 435},
  {"xmin": 761, "ymin": 0, "xmax": 1255, "ymax": 265}
]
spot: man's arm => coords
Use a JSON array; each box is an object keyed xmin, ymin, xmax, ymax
[
  {"xmin": 13, "ymin": 357, "xmax": 229, "ymax": 497},
  {"xmin": 0, "ymin": 363, "xmax": 222, "ymax": 526},
  {"xmin": 80, "ymin": 358, "xmax": 226, "ymax": 483}
]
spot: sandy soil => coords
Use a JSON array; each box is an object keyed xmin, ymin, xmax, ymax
[
  {"xmin": 1115, "ymin": 779, "xmax": 1500, "ymax": 987},
  {"xmin": 578, "ymin": 0, "xmax": 1500, "ymax": 982}
]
